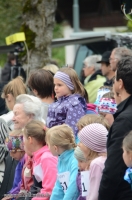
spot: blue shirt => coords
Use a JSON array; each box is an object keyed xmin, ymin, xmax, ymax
[{"xmin": 50, "ymin": 149, "xmax": 79, "ymax": 200}]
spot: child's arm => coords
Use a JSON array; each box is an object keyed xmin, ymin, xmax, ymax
[
  {"xmin": 50, "ymin": 180, "xmax": 64, "ymax": 200},
  {"xmin": 65, "ymin": 103, "xmax": 86, "ymax": 135},
  {"xmin": 63, "ymin": 158, "xmax": 79, "ymax": 200},
  {"xmin": 87, "ymin": 162, "xmax": 103, "ymax": 200},
  {"xmin": 32, "ymin": 156, "xmax": 57, "ymax": 200}
]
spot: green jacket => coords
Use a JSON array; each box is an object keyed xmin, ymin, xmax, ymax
[{"xmin": 84, "ymin": 72, "xmax": 106, "ymax": 103}]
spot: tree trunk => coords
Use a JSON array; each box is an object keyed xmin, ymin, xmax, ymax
[{"xmin": 21, "ymin": 0, "xmax": 57, "ymax": 72}]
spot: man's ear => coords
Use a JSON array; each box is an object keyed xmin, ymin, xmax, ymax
[{"xmin": 118, "ymin": 79, "xmax": 123, "ymax": 90}]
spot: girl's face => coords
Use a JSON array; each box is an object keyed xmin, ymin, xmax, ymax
[
  {"xmin": 78, "ymin": 142, "xmax": 90, "ymax": 160},
  {"xmin": 100, "ymin": 112, "xmax": 114, "ymax": 126},
  {"xmin": 10, "ymin": 151, "xmax": 25, "ymax": 161},
  {"xmin": 123, "ymin": 147, "xmax": 132, "ymax": 167},
  {"xmin": 48, "ymin": 144, "xmax": 58, "ymax": 156},
  {"xmin": 54, "ymin": 78, "xmax": 72, "ymax": 99},
  {"xmin": 78, "ymin": 160, "xmax": 87, "ymax": 171},
  {"xmin": 23, "ymin": 133, "xmax": 32, "ymax": 155},
  {"xmin": 5, "ymin": 93, "xmax": 15, "ymax": 110}
]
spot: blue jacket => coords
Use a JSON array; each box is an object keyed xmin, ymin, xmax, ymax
[{"xmin": 50, "ymin": 149, "xmax": 79, "ymax": 200}]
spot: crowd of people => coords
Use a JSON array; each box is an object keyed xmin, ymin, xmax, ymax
[{"xmin": 0, "ymin": 47, "xmax": 132, "ymax": 200}]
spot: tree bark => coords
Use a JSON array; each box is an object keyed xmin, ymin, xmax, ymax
[{"xmin": 22, "ymin": 0, "xmax": 57, "ymax": 72}]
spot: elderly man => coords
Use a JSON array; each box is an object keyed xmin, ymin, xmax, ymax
[
  {"xmin": 99, "ymin": 56, "xmax": 132, "ymax": 200},
  {"xmin": 83, "ymin": 55, "xmax": 106, "ymax": 103},
  {"xmin": 109, "ymin": 47, "xmax": 132, "ymax": 72}
]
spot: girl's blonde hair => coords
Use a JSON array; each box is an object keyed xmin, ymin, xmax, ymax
[
  {"xmin": 77, "ymin": 114, "xmax": 110, "ymax": 131},
  {"xmin": 23, "ymin": 120, "xmax": 46, "ymax": 146},
  {"xmin": 123, "ymin": 131, "xmax": 132, "ymax": 152},
  {"xmin": 2, "ymin": 76, "xmax": 27, "ymax": 99},
  {"xmin": 85, "ymin": 149, "xmax": 98, "ymax": 162},
  {"xmin": 46, "ymin": 124, "xmax": 76, "ymax": 150},
  {"xmin": 58, "ymin": 67, "xmax": 85, "ymax": 97}
]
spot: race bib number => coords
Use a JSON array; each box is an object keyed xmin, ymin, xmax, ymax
[
  {"xmin": 58, "ymin": 171, "xmax": 70, "ymax": 193},
  {"xmin": 81, "ymin": 171, "xmax": 89, "ymax": 197}
]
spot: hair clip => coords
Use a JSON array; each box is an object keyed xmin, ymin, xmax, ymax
[{"xmin": 43, "ymin": 126, "xmax": 47, "ymax": 131}]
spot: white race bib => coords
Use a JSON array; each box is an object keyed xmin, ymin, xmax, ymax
[
  {"xmin": 81, "ymin": 171, "xmax": 89, "ymax": 197},
  {"xmin": 58, "ymin": 171, "xmax": 70, "ymax": 193},
  {"xmin": 34, "ymin": 164, "xmax": 43, "ymax": 183}
]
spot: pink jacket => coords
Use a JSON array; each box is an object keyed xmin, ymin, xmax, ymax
[
  {"xmin": 87, "ymin": 156, "xmax": 106, "ymax": 200},
  {"xmin": 32, "ymin": 145, "xmax": 58, "ymax": 200}
]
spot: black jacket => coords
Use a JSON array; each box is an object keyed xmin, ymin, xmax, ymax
[
  {"xmin": 104, "ymin": 78, "xmax": 113, "ymax": 87},
  {"xmin": 99, "ymin": 95, "xmax": 132, "ymax": 200}
]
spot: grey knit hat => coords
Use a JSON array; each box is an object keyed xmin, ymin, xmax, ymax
[{"xmin": 74, "ymin": 146, "xmax": 86, "ymax": 161}]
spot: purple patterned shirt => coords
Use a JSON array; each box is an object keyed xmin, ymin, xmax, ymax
[{"xmin": 46, "ymin": 94, "xmax": 87, "ymax": 136}]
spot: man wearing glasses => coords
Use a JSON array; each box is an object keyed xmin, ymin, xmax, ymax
[{"xmin": 109, "ymin": 47, "xmax": 132, "ymax": 72}]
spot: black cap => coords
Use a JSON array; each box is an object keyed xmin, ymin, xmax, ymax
[{"xmin": 97, "ymin": 51, "xmax": 111, "ymax": 64}]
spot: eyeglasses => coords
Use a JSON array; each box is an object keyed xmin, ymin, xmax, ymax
[{"xmin": 109, "ymin": 57, "xmax": 118, "ymax": 62}]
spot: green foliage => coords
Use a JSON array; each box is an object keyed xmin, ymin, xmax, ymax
[
  {"xmin": 0, "ymin": 0, "xmax": 22, "ymax": 66},
  {"xmin": 127, "ymin": 15, "xmax": 132, "ymax": 32},
  {"xmin": 52, "ymin": 23, "xmax": 65, "ymax": 67},
  {"xmin": 0, "ymin": 1, "xmax": 65, "ymax": 67}
]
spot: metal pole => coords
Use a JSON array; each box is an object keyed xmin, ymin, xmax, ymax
[{"xmin": 73, "ymin": 0, "xmax": 80, "ymax": 32}]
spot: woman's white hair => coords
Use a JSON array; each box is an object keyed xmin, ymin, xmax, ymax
[
  {"xmin": 16, "ymin": 94, "xmax": 43, "ymax": 121},
  {"xmin": 83, "ymin": 55, "xmax": 102, "ymax": 71}
]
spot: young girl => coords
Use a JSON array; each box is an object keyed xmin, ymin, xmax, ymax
[
  {"xmin": 74, "ymin": 146, "xmax": 88, "ymax": 200},
  {"xmin": 3, "ymin": 129, "xmax": 25, "ymax": 200},
  {"xmin": 122, "ymin": 131, "xmax": 132, "ymax": 187},
  {"xmin": 94, "ymin": 86, "xmax": 112, "ymax": 106},
  {"xmin": 76, "ymin": 114, "xmax": 110, "ymax": 131},
  {"xmin": 22, "ymin": 120, "xmax": 57, "ymax": 200},
  {"xmin": 46, "ymin": 67, "xmax": 87, "ymax": 142},
  {"xmin": 46, "ymin": 124, "xmax": 79, "ymax": 200},
  {"xmin": 78, "ymin": 123, "xmax": 108, "ymax": 200},
  {"xmin": 98, "ymin": 91, "xmax": 117, "ymax": 126},
  {"xmin": 2, "ymin": 76, "xmax": 27, "ymax": 111}
]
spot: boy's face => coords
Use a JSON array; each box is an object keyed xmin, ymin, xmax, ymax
[
  {"xmin": 78, "ymin": 160, "xmax": 87, "ymax": 171},
  {"xmin": 10, "ymin": 151, "xmax": 25, "ymax": 161},
  {"xmin": 123, "ymin": 148, "xmax": 132, "ymax": 167}
]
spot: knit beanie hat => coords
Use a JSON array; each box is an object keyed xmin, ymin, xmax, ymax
[
  {"xmin": 98, "ymin": 97, "xmax": 117, "ymax": 114},
  {"xmin": 78, "ymin": 123, "xmax": 108, "ymax": 153},
  {"xmin": 74, "ymin": 146, "xmax": 86, "ymax": 161},
  {"xmin": 94, "ymin": 87, "xmax": 111, "ymax": 105}
]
